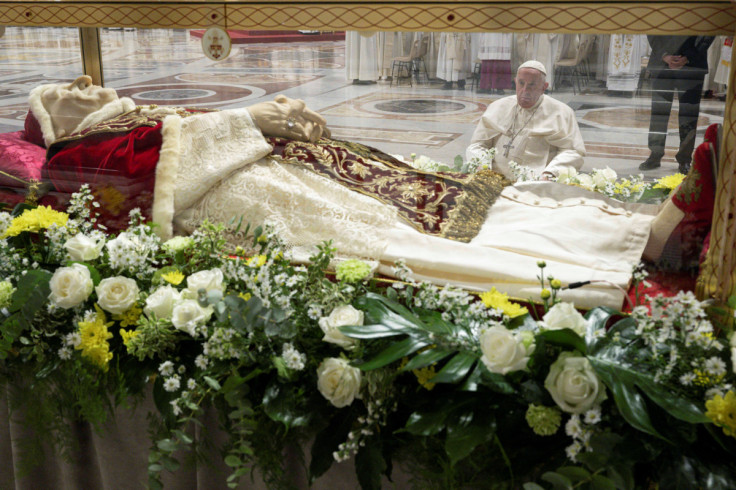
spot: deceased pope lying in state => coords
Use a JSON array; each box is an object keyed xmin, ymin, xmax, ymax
[{"xmin": 28, "ymin": 76, "xmax": 664, "ymax": 310}]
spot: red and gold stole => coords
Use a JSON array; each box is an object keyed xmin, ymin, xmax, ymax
[{"xmin": 268, "ymin": 137, "xmax": 510, "ymax": 243}]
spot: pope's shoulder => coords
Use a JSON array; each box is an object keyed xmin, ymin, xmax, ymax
[{"xmin": 539, "ymin": 95, "xmax": 575, "ymax": 115}]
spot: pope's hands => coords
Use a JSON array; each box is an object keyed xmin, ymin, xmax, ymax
[{"xmin": 248, "ymin": 95, "xmax": 329, "ymax": 143}]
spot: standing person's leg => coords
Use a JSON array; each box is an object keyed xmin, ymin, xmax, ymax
[
  {"xmin": 675, "ymin": 74, "xmax": 705, "ymax": 173},
  {"xmin": 641, "ymin": 75, "xmax": 675, "ymax": 170}
]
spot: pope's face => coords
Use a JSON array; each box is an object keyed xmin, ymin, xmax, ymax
[{"xmin": 515, "ymin": 68, "xmax": 548, "ymax": 109}]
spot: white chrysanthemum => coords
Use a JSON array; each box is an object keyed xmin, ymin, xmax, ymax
[
  {"xmin": 565, "ymin": 441, "xmax": 582, "ymax": 462},
  {"xmin": 195, "ymin": 354, "xmax": 209, "ymax": 370},
  {"xmin": 282, "ymin": 342, "xmax": 307, "ymax": 371},
  {"xmin": 705, "ymin": 357, "xmax": 727, "ymax": 376},
  {"xmin": 64, "ymin": 332, "xmax": 82, "ymax": 348},
  {"xmin": 58, "ymin": 346, "xmax": 73, "ymax": 360},
  {"xmin": 170, "ymin": 399, "xmax": 182, "ymax": 416},
  {"xmin": 583, "ymin": 407, "xmax": 601, "ymax": 425},
  {"xmin": 565, "ymin": 415, "xmax": 583, "ymax": 438},
  {"xmin": 187, "ymin": 378, "xmax": 197, "ymax": 390},
  {"xmin": 679, "ymin": 373, "xmax": 696, "ymax": 386}
]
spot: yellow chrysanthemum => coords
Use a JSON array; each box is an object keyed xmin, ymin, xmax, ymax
[
  {"xmin": 238, "ymin": 292, "xmax": 252, "ymax": 302},
  {"xmin": 115, "ymin": 305, "xmax": 142, "ymax": 327},
  {"xmin": 479, "ymin": 288, "xmax": 529, "ymax": 318},
  {"xmin": 247, "ymin": 255, "xmax": 268, "ymax": 267},
  {"xmin": 76, "ymin": 305, "xmax": 114, "ymax": 371},
  {"xmin": 705, "ymin": 391, "xmax": 736, "ymax": 438},
  {"xmin": 653, "ymin": 173, "xmax": 686, "ymax": 191},
  {"xmin": 3, "ymin": 206, "xmax": 69, "ymax": 237},
  {"xmin": 161, "ymin": 271, "xmax": 185, "ymax": 286},
  {"xmin": 119, "ymin": 327, "xmax": 141, "ymax": 348},
  {"xmin": 413, "ymin": 365, "xmax": 436, "ymax": 391}
]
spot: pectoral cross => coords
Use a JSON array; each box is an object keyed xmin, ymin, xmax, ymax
[{"xmin": 502, "ymin": 140, "xmax": 515, "ymax": 157}]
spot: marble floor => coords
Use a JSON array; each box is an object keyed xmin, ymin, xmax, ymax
[{"xmin": 0, "ymin": 27, "xmax": 726, "ymax": 181}]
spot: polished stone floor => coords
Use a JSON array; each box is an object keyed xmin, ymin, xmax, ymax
[{"xmin": 0, "ymin": 27, "xmax": 726, "ymax": 180}]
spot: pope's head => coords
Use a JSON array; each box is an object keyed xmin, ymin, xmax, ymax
[
  {"xmin": 515, "ymin": 61, "xmax": 549, "ymax": 109},
  {"xmin": 39, "ymin": 75, "xmax": 118, "ymax": 140}
]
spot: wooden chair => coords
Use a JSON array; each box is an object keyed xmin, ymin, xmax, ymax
[{"xmin": 390, "ymin": 36, "xmax": 429, "ymax": 87}]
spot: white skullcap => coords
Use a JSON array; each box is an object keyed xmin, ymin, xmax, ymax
[{"xmin": 517, "ymin": 60, "xmax": 547, "ymax": 75}]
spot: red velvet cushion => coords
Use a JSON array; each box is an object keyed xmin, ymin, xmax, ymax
[
  {"xmin": 23, "ymin": 110, "xmax": 46, "ymax": 148},
  {"xmin": 0, "ymin": 130, "xmax": 47, "ymax": 188}
]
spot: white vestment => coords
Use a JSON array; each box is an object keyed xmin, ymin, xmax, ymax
[
  {"xmin": 478, "ymin": 33, "xmax": 512, "ymax": 61},
  {"xmin": 38, "ymin": 100, "xmax": 653, "ymax": 310},
  {"xmin": 466, "ymin": 94, "xmax": 586, "ymax": 179},
  {"xmin": 437, "ymin": 33, "xmax": 471, "ymax": 81},
  {"xmin": 345, "ymin": 31, "xmax": 379, "ymax": 81},
  {"xmin": 606, "ymin": 34, "xmax": 648, "ymax": 92}
]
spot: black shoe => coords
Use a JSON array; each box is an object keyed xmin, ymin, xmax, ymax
[
  {"xmin": 678, "ymin": 162, "xmax": 691, "ymax": 174},
  {"xmin": 441, "ymin": 82, "xmax": 453, "ymax": 90},
  {"xmin": 639, "ymin": 157, "xmax": 662, "ymax": 170}
]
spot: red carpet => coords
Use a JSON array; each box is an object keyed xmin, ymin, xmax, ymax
[{"xmin": 190, "ymin": 30, "xmax": 345, "ymax": 44}]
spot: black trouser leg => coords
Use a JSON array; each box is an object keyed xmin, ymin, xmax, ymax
[
  {"xmin": 675, "ymin": 77, "xmax": 704, "ymax": 165},
  {"xmin": 648, "ymin": 76, "xmax": 675, "ymax": 160}
]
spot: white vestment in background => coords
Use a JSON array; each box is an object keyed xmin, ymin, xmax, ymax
[
  {"xmin": 606, "ymin": 34, "xmax": 648, "ymax": 92},
  {"xmin": 345, "ymin": 31, "xmax": 379, "ymax": 81},
  {"xmin": 466, "ymin": 94, "xmax": 586, "ymax": 179},
  {"xmin": 436, "ymin": 33, "xmax": 471, "ymax": 81}
]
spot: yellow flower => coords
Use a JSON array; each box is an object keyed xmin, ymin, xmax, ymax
[
  {"xmin": 413, "ymin": 365, "xmax": 436, "ymax": 391},
  {"xmin": 76, "ymin": 305, "xmax": 114, "ymax": 371},
  {"xmin": 247, "ymin": 255, "xmax": 268, "ymax": 267},
  {"xmin": 3, "ymin": 206, "xmax": 68, "ymax": 237},
  {"xmin": 238, "ymin": 292, "xmax": 252, "ymax": 302},
  {"xmin": 479, "ymin": 288, "xmax": 529, "ymax": 318},
  {"xmin": 653, "ymin": 173, "xmax": 686, "ymax": 191},
  {"xmin": 115, "ymin": 305, "xmax": 142, "ymax": 327},
  {"xmin": 705, "ymin": 391, "xmax": 736, "ymax": 438},
  {"xmin": 161, "ymin": 271, "xmax": 185, "ymax": 286},
  {"xmin": 119, "ymin": 327, "xmax": 140, "ymax": 348}
]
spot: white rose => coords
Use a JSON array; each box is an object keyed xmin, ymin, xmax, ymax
[
  {"xmin": 542, "ymin": 302, "xmax": 587, "ymax": 337},
  {"xmin": 317, "ymin": 357, "xmax": 362, "ymax": 408},
  {"xmin": 576, "ymin": 173, "xmax": 595, "ymax": 190},
  {"xmin": 144, "ymin": 285, "xmax": 182, "ymax": 320},
  {"xmin": 479, "ymin": 326, "xmax": 534, "ymax": 375},
  {"xmin": 186, "ymin": 268, "xmax": 224, "ymax": 295},
  {"xmin": 544, "ymin": 352, "xmax": 606, "ymax": 414},
  {"xmin": 64, "ymin": 232, "xmax": 104, "ymax": 261},
  {"xmin": 318, "ymin": 305, "xmax": 362, "ymax": 350},
  {"xmin": 556, "ymin": 166, "xmax": 578, "ymax": 183},
  {"xmin": 592, "ymin": 167, "xmax": 617, "ymax": 190},
  {"xmin": 49, "ymin": 263, "xmax": 94, "ymax": 309},
  {"xmin": 95, "ymin": 276, "xmax": 139, "ymax": 315},
  {"xmin": 171, "ymin": 299, "xmax": 213, "ymax": 336}
]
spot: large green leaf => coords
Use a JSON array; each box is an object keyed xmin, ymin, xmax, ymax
[
  {"xmin": 355, "ymin": 437, "xmax": 386, "ymax": 490},
  {"xmin": 355, "ymin": 292, "xmax": 423, "ymax": 328},
  {"xmin": 401, "ymin": 346, "xmax": 454, "ymax": 372},
  {"xmin": 429, "ymin": 352, "xmax": 477, "ymax": 384},
  {"xmin": 9, "ymin": 269, "xmax": 52, "ymax": 316},
  {"xmin": 340, "ymin": 323, "xmax": 411, "ymax": 340},
  {"xmin": 262, "ymin": 382, "xmax": 310, "ymax": 428},
  {"xmin": 444, "ymin": 409, "xmax": 495, "ymax": 466},
  {"xmin": 309, "ymin": 408, "xmax": 354, "ymax": 482},
  {"xmin": 404, "ymin": 398, "xmax": 473, "ymax": 436},
  {"xmin": 356, "ymin": 337, "xmax": 429, "ymax": 371},
  {"xmin": 537, "ymin": 329, "xmax": 586, "ymax": 354}
]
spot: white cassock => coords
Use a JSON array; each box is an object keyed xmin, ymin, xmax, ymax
[
  {"xmin": 345, "ymin": 31, "xmax": 379, "ymax": 81},
  {"xmin": 606, "ymin": 34, "xmax": 648, "ymax": 92},
  {"xmin": 478, "ymin": 33, "xmax": 512, "ymax": 62},
  {"xmin": 466, "ymin": 94, "xmax": 586, "ymax": 179},
  {"xmin": 437, "ymin": 33, "xmax": 471, "ymax": 81}
]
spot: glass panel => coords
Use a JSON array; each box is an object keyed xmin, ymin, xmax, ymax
[{"xmin": 0, "ymin": 27, "xmax": 83, "ymax": 133}]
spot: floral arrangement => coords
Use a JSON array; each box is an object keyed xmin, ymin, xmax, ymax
[
  {"xmin": 404, "ymin": 147, "xmax": 495, "ymax": 174},
  {"xmin": 1, "ymin": 187, "xmax": 735, "ymax": 489}
]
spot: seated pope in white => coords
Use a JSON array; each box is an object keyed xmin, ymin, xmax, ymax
[
  {"xmin": 466, "ymin": 60, "xmax": 586, "ymax": 180},
  {"xmin": 28, "ymin": 76, "xmax": 686, "ymax": 310}
]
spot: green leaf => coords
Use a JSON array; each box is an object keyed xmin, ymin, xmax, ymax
[
  {"xmin": 444, "ymin": 410, "xmax": 495, "ymax": 466},
  {"xmin": 589, "ymin": 474, "xmax": 617, "ymax": 490},
  {"xmin": 728, "ymin": 295, "xmax": 736, "ymax": 310},
  {"xmin": 355, "ymin": 437, "xmax": 386, "ymax": 490},
  {"xmin": 262, "ymin": 383, "xmax": 310, "ymax": 428},
  {"xmin": 404, "ymin": 403, "xmax": 457, "ymax": 436},
  {"xmin": 309, "ymin": 408, "xmax": 354, "ymax": 482},
  {"xmin": 340, "ymin": 323, "xmax": 411, "ymax": 340},
  {"xmin": 224, "ymin": 455, "xmax": 242, "ymax": 468},
  {"xmin": 401, "ymin": 347, "xmax": 454, "ymax": 372},
  {"xmin": 203, "ymin": 376, "xmax": 222, "ymax": 391},
  {"xmin": 523, "ymin": 484, "xmax": 546, "ymax": 490},
  {"xmin": 9, "ymin": 269, "xmax": 52, "ymax": 314},
  {"xmin": 556, "ymin": 466, "xmax": 591, "ymax": 483},
  {"xmin": 479, "ymin": 369, "xmax": 517, "ymax": 395},
  {"xmin": 537, "ymin": 329, "xmax": 586, "ymax": 354},
  {"xmin": 541, "ymin": 471, "xmax": 573, "ymax": 490},
  {"xmin": 161, "ymin": 455, "xmax": 180, "ymax": 472},
  {"xmin": 156, "ymin": 438, "xmax": 179, "ymax": 453},
  {"xmin": 355, "ymin": 293, "xmax": 424, "ymax": 330},
  {"xmin": 430, "ymin": 352, "xmax": 477, "ymax": 384},
  {"xmin": 357, "ymin": 336, "xmax": 430, "ymax": 371}
]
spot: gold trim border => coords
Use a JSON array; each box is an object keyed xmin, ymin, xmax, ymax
[{"xmin": 0, "ymin": 3, "xmax": 733, "ymax": 34}]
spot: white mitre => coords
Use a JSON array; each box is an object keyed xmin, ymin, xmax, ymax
[
  {"xmin": 517, "ymin": 60, "xmax": 547, "ymax": 75},
  {"xmin": 28, "ymin": 75, "xmax": 136, "ymax": 147}
]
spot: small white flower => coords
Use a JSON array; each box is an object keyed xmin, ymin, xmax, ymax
[
  {"xmin": 679, "ymin": 372, "xmax": 696, "ymax": 386},
  {"xmin": 583, "ymin": 407, "xmax": 601, "ymax": 425},
  {"xmin": 170, "ymin": 399, "xmax": 182, "ymax": 416},
  {"xmin": 705, "ymin": 357, "xmax": 727, "ymax": 376},
  {"xmin": 64, "ymin": 332, "xmax": 82, "ymax": 348},
  {"xmin": 187, "ymin": 378, "xmax": 197, "ymax": 390},
  {"xmin": 177, "ymin": 365, "xmax": 186, "ymax": 375},
  {"xmin": 159, "ymin": 361, "xmax": 175, "ymax": 377},
  {"xmin": 163, "ymin": 376, "xmax": 181, "ymax": 392},
  {"xmin": 565, "ymin": 441, "xmax": 582, "ymax": 462},
  {"xmin": 565, "ymin": 415, "xmax": 583, "ymax": 438},
  {"xmin": 58, "ymin": 346, "xmax": 72, "ymax": 360},
  {"xmin": 195, "ymin": 354, "xmax": 209, "ymax": 370}
]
